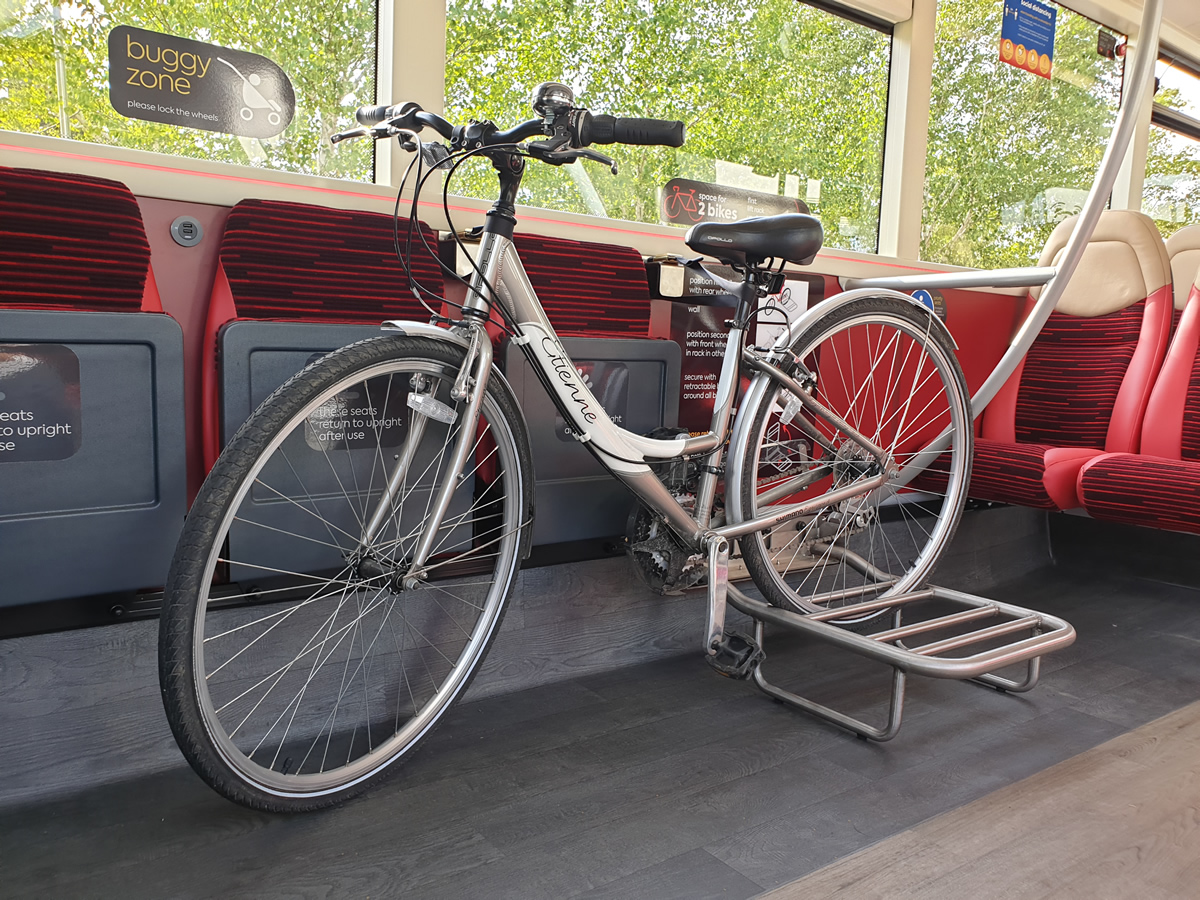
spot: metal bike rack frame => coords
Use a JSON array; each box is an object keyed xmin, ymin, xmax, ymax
[
  {"xmin": 727, "ymin": 583, "xmax": 1076, "ymax": 741},
  {"xmin": 727, "ymin": 0, "xmax": 1160, "ymax": 741}
]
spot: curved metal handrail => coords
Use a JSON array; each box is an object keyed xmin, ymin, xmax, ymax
[{"xmin": 845, "ymin": 0, "xmax": 1166, "ymax": 418}]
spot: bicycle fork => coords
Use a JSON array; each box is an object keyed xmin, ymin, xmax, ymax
[{"xmin": 357, "ymin": 324, "xmax": 493, "ymax": 586}]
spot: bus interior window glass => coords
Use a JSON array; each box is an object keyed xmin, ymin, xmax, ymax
[
  {"xmin": 1144, "ymin": 57, "xmax": 1200, "ymax": 240},
  {"xmin": 922, "ymin": 0, "xmax": 1125, "ymax": 268},
  {"xmin": 0, "ymin": 2, "xmax": 377, "ymax": 182},
  {"xmin": 444, "ymin": 0, "xmax": 892, "ymax": 254}
]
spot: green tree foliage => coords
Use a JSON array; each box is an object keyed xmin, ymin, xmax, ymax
[
  {"xmin": 445, "ymin": 0, "xmax": 891, "ymax": 252},
  {"xmin": 0, "ymin": 0, "xmax": 375, "ymax": 180},
  {"xmin": 922, "ymin": 0, "xmax": 1124, "ymax": 268},
  {"xmin": 5, "ymin": 0, "xmax": 1191, "ymax": 268}
]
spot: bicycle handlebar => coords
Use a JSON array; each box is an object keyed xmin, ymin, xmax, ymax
[{"xmin": 347, "ymin": 101, "xmax": 685, "ymax": 152}]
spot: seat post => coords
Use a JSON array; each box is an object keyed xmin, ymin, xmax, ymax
[{"xmin": 733, "ymin": 271, "xmax": 759, "ymax": 329}]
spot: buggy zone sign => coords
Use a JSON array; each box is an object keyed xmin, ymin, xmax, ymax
[{"xmin": 109, "ymin": 26, "xmax": 295, "ymax": 138}]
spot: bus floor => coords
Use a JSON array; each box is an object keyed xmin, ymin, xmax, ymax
[{"xmin": 2, "ymin": 535, "xmax": 1200, "ymax": 898}]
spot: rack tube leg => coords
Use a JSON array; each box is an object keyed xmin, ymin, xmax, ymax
[
  {"xmin": 973, "ymin": 655, "xmax": 1041, "ymax": 693},
  {"xmin": 750, "ymin": 622, "xmax": 906, "ymax": 742}
]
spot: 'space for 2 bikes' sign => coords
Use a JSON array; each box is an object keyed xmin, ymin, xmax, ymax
[
  {"xmin": 661, "ymin": 177, "xmax": 807, "ymax": 226},
  {"xmin": 108, "ymin": 26, "xmax": 295, "ymax": 139}
]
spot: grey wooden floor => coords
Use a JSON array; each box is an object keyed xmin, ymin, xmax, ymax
[
  {"xmin": 2, "ymin": 559, "xmax": 1199, "ymax": 899},
  {"xmin": 765, "ymin": 698, "xmax": 1200, "ymax": 899}
]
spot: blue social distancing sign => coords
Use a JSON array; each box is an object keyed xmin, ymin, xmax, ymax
[{"xmin": 1000, "ymin": 0, "xmax": 1057, "ymax": 80}]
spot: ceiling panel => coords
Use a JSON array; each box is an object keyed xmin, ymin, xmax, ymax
[{"xmin": 1164, "ymin": 0, "xmax": 1200, "ymax": 35}]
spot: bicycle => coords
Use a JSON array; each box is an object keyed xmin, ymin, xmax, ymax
[{"xmin": 158, "ymin": 82, "xmax": 973, "ymax": 811}]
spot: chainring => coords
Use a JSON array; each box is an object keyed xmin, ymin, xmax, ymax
[{"xmin": 625, "ymin": 502, "xmax": 706, "ymax": 596}]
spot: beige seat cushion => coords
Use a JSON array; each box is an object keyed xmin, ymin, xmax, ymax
[
  {"xmin": 1031, "ymin": 210, "xmax": 1170, "ymax": 316},
  {"xmin": 1166, "ymin": 225, "xmax": 1200, "ymax": 311}
]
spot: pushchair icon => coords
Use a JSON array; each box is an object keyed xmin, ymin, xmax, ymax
[{"xmin": 216, "ymin": 57, "xmax": 282, "ymax": 126}]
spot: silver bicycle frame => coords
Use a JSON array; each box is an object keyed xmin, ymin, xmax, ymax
[
  {"xmin": 445, "ymin": 232, "xmax": 935, "ymax": 551},
  {"xmin": 472, "ymin": 232, "xmax": 730, "ymax": 544},
  {"xmin": 392, "ymin": 0, "xmax": 1164, "ymax": 565}
]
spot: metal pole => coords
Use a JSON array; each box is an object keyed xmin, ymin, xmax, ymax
[
  {"xmin": 844, "ymin": 0, "xmax": 1165, "ymax": 419},
  {"xmin": 967, "ymin": 0, "xmax": 1165, "ymax": 415}
]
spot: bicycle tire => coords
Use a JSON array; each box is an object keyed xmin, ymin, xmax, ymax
[
  {"xmin": 734, "ymin": 296, "xmax": 972, "ymax": 624},
  {"xmin": 159, "ymin": 335, "xmax": 532, "ymax": 812}
]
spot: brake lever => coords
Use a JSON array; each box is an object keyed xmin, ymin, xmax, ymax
[
  {"xmin": 330, "ymin": 126, "xmax": 370, "ymax": 145},
  {"xmin": 530, "ymin": 145, "xmax": 618, "ymax": 174},
  {"xmin": 329, "ymin": 121, "xmax": 409, "ymax": 146}
]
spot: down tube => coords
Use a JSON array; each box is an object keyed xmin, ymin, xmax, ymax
[{"xmin": 493, "ymin": 237, "xmax": 703, "ymax": 543}]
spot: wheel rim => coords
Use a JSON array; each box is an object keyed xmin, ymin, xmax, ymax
[
  {"xmin": 743, "ymin": 309, "xmax": 970, "ymax": 619},
  {"xmin": 191, "ymin": 357, "xmax": 523, "ymax": 798}
]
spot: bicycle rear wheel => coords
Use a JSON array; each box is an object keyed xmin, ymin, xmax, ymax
[
  {"xmin": 733, "ymin": 296, "xmax": 972, "ymax": 623},
  {"xmin": 159, "ymin": 335, "xmax": 532, "ymax": 811}
]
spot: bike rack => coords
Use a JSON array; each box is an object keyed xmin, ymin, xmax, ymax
[{"xmin": 725, "ymin": 583, "xmax": 1076, "ymax": 741}]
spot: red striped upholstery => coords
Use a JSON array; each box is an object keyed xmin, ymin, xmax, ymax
[
  {"xmin": 1012, "ymin": 302, "xmax": 1144, "ymax": 447},
  {"xmin": 0, "ymin": 166, "xmax": 158, "ymax": 313},
  {"xmin": 965, "ymin": 440, "xmax": 1059, "ymax": 509},
  {"xmin": 918, "ymin": 440, "xmax": 1100, "ymax": 510},
  {"xmin": 1183, "ymin": 348, "xmax": 1200, "ymax": 461},
  {"xmin": 972, "ymin": 211, "xmax": 1172, "ymax": 510},
  {"xmin": 512, "ymin": 233, "xmax": 651, "ymax": 338},
  {"xmin": 216, "ymin": 199, "xmax": 441, "ymax": 323},
  {"xmin": 1079, "ymin": 280, "xmax": 1200, "ymax": 535},
  {"xmin": 1079, "ymin": 453, "xmax": 1200, "ymax": 534}
]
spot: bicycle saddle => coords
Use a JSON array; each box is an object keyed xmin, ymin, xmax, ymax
[{"xmin": 685, "ymin": 213, "xmax": 824, "ymax": 268}]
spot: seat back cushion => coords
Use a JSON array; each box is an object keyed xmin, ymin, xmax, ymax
[
  {"xmin": 1166, "ymin": 224, "xmax": 1200, "ymax": 316},
  {"xmin": 512, "ymin": 233, "xmax": 652, "ymax": 338},
  {"xmin": 216, "ymin": 198, "xmax": 443, "ymax": 324},
  {"xmin": 0, "ymin": 166, "xmax": 157, "ymax": 313},
  {"xmin": 1140, "ymin": 268, "xmax": 1200, "ymax": 460},
  {"xmin": 982, "ymin": 210, "xmax": 1172, "ymax": 453}
]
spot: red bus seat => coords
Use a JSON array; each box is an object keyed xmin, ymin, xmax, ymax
[
  {"xmin": 0, "ymin": 166, "xmax": 163, "ymax": 313},
  {"xmin": 970, "ymin": 210, "xmax": 1173, "ymax": 510},
  {"xmin": 1167, "ymin": 225, "xmax": 1200, "ymax": 329},
  {"xmin": 0, "ymin": 166, "xmax": 186, "ymax": 606},
  {"xmin": 1078, "ymin": 265, "xmax": 1200, "ymax": 533},
  {"xmin": 202, "ymin": 198, "xmax": 443, "ymax": 468},
  {"xmin": 511, "ymin": 233, "xmax": 653, "ymax": 337}
]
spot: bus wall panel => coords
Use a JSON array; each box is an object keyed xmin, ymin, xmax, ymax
[{"xmin": 135, "ymin": 197, "xmax": 230, "ymax": 502}]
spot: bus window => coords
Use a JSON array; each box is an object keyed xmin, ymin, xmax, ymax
[
  {"xmin": 1144, "ymin": 54, "xmax": 1200, "ymax": 240},
  {"xmin": 922, "ymin": 0, "xmax": 1125, "ymax": 269},
  {"xmin": 0, "ymin": 1, "xmax": 377, "ymax": 182},
  {"xmin": 444, "ymin": 0, "xmax": 892, "ymax": 254}
]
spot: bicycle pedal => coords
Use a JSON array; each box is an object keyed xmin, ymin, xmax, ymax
[{"xmin": 706, "ymin": 631, "xmax": 765, "ymax": 680}]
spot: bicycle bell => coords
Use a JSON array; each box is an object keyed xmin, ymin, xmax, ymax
[{"xmin": 531, "ymin": 82, "xmax": 574, "ymax": 118}]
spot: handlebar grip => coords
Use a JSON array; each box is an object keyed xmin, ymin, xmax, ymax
[
  {"xmin": 356, "ymin": 105, "xmax": 395, "ymax": 126},
  {"xmin": 582, "ymin": 114, "xmax": 686, "ymax": 147},
  {"xmin": 613, "ymin": 117, "xmax": 686, "ymax": 147}
]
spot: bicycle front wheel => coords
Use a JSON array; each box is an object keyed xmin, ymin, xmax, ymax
[
  {"xmin": 733, "ymin": 296, "xmax": 972, "ymax": 623},
  {"xmin": 160, "ymin": 335, "xmax": 532, "ymax": 811}
]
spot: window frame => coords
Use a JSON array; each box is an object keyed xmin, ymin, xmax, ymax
[
  {"xmin": 4, "ymin": 0, "xmax": 1200, "ymax": 278},
  {"xmin": 1152, "ymin": 49, "xmax": 1200, "ymax": 141}
]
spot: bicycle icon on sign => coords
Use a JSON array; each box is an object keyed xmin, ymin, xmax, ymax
[{"xmin": 663, "ymin": 183, "xmax": 703, "ymax": 223}]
